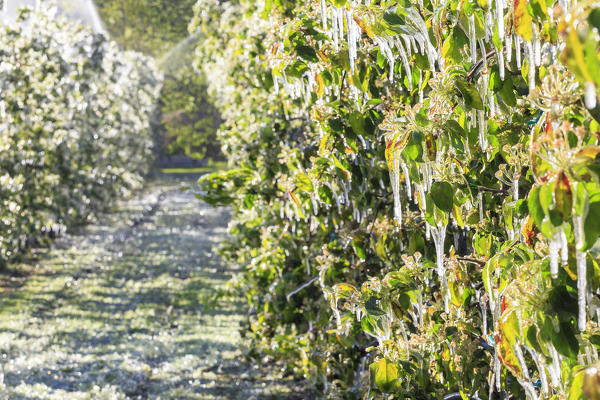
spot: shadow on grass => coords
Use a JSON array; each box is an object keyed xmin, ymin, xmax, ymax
[{"xmin": 0, "ymin": 177, "xmax": 308, "ymax": 399}]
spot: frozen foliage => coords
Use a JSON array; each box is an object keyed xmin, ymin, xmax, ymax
[
  {"xmin": 0, "ymin": 5, "xmax": 160, "ymax": 263},
  {"xmin": 193, "ymin": 0, "xmax": 600, "ymax": 397}
]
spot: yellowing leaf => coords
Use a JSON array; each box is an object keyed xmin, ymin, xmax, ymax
[
  {"xmin": 333, "ymin": 283, "xmax": 359, "ymax": 298},
  {"xmin": 495, "ymin": 309, "xmax": 523, "ymax": 377},
  {"xmin": 514, "ymin": 0, "xmax": 533, "ymax": 41},
  {"xmin": 374, "ymin": 358, "xmax": 400, "ymax": 393},
  {"xmin": 315, "ymin": 72, "xmax": 325, "ymax": 97},
  {"xmin": 384, "ymin": 131, "xmax": 411, "ymax": 171}
]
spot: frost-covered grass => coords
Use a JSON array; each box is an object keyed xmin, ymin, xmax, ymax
[{"xmin": 0, "ymin": 177, "xmax": 307, "ymax": 400}]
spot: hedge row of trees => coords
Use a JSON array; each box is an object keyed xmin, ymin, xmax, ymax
[
  {"xmin": 0, "ymin": 7, "xmax": 160, "ymax": 264},
  {"xmin": 193, "ymin": 0, "xmax": 600, "ymax": 398},
  {"xmin": 93, "ymin": 0, "xmax": 221, "ymax": 161}
]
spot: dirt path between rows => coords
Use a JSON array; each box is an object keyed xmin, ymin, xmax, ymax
[{"xmin": 0, "ymin": 176, "xmax": 306, "ymax": 400}]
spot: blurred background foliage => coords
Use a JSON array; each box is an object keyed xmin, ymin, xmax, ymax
[{"xmin": 95, "ymin": 0, "xmax": 222, "ymax": 162}]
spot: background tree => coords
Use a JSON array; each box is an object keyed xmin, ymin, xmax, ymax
[
  {"xmin": 94, "ymin": 0, "xmax": 197, "ymax": 56},
  {"xmin": 95, "ymin": 0, "xmax": 222, "ymax": 161}
]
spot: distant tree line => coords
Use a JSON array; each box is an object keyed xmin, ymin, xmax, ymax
[{"xmin": 95, "ymin": 0, "xmax": 222, "ymax": 161}]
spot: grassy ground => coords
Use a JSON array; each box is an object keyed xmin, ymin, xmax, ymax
[{"xmin": 0, "ymin": 176, "xmax": 307, "ymax": 399}]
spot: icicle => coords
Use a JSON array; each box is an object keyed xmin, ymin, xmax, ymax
[
  {"xmin": 469, "ymin": 14, "xmax": 477, "ymax": 64},
  {"xmin": 527, "ymin": 347, "xmax": 549, "ymax": 395},
  {"xmin": 526, "ymin": 41, "xmax": 536, "ymax": 92},
  {"xmin": 431, "ymin": 224, "xmax": 448, "ymax": 312},
  {"xmin": 478, "ymin": 110, "xmax": 488, "ymax": 150},
  {"xmin": 515, "ymin": 35, "xmax": 522, "ymax": 68},
  {"xmin": 485, "ymin": 11, "xmax": 493, "ymax": 41},
  {"xmin": 401, "ymin": 162, "xmax": 412, "ymax": 201},
  {"xmin": 396, "ymin": 38, "xmax": 411, "ymax": 89},
  {"xmin": 320, "ymin": 0, "xmax": 328, "ymax": 33},
  {"xmin": 498, "ymin": 50, "xmax": 505, "ymax": 81},
  {"xmin": 549, "ymin": 231, "xmax": 560, "ymax": 279},
  {"xmin": 337, "ymin": 8, "xmax": 344, "ymax": 44},
  {"xmin": 331, "ymin": 8, "xmax": 339, "ymax": 49},
  {"xmin": 574, "ymin": 212, "xmax": 588, "ymax": 331},
  {"xmin": 432, "ymin": 225, "xmax": 447, "ymax": 278},
  {"xmin": 346, "ymin": 9, "xmax": 356, "ymax": 73},
  {"xmin": 422, "ymin": 162, "xmax": 433, "ymax": 190},
  {"xmin": 272, "ymin": 72, "xmax": 279, "ymax": 94},
  {"xmin": 548, "ymin": 345, "xmax": 562, "ymax": 388},
  {"xmin": 311, "ymin": 190, "xmax": 319, "ymax": 216},
  {"xmin": 478, "ymin": 192, "xmax": 484, "ymax": 224},
  {"xmin": 418, "ymin": 70, "xmax": 423, "ymax": 103},
  {"xmin": 560, "ymin": 226, "xmax": 568, "ymax": 265},
  {"xmin": 533, "ymin": 24, "xmax": 541, "ymax": 66},
  {"xmin": 506, "ymin": 34, "xmax": 512, "ymax": 63},
  {"xmin": 585, "ymin": 82, "xmax": 597, "ymax": 109},
  {"xmin": 494, "ymin": 350, "xmax": 501, "ymax": 391},
  {"xmin": 375, "ymin": 37, "xmax": 395, "ymax": 82},
  {"xmin": 343, "ymin": 182, "xmax": 350, "ymax": 205},
  {"xmin": 390, "ymin": 151, "xmax": 402, "ymax": 227},
  {"xmin": 481, "ymin": 301, "xmax": 488, "ymax": 335},
  {"xmin": 514, "ymin": 342, "xmax": 538, "ymax": 399},
  {"xmin": 416, "ymin": 183, "xmax": 426, "ymax": 210},
  {"xmin": 357, "ymin": 134, "xmax": 367, "ymax": 150},
  {"xmin": 496, "ymin": 0, "xmax": 505, "ymax": 38},
  {"xmin": 572, "ymin": 188, "xmax": 588, "ymax": 332}
]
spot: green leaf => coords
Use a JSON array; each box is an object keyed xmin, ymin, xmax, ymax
[
  {"xmin": 384, "ymin": 270, "xmax": 412, "ymax": 288},
  {"xmin": 552, "ymin": 321, "xmax": 579, "ymax": 358},
  {"xmin": 588, "ymin": 8, "xmax": 600, "ymax": 31},
  {"xmin": 498, "ymin": 75, "xmax": 517, "ymax": 107},
  {"xmin": 365, "ymin": 297, "xmax": 386, "ymax": 316},
  {"xmin": 352, "ymin": 237, "xmax": 367, "ymax": 260},
  {"xmin": 361, "ymin": 314, "xmax": 378, "ymax": 336},
  {"xmin": 430, "ymin": 181, "xmax": 454, "ymax": 212},
  {"xmin": 568, "ymin": 369, "xmax": 586, "ymax": 400},
  {"xmin": 404, "ymin": 131, "xmax": 423, "ymax": 161},
  {"xmin": 528, "ymin": 185, "xmax": 545, "ymax": 228},
  {"xmin": 261, "ymin": 0, "xmax": 272, "ymax": 18},
  {"xmin": 349, "ymin": 111, "xmax": 366, "ymax": 135},
  {"xmin": 442, "ymin": 27, "xmax": 469, "ymax": 64},
  {"xmin": 374, "ymin": 358, "xmax": 400, "ymax": 393},
  {"xmin": 295, "ymin": 45, "xmax": 319, "ymax": 63},
  {"xmin": 583, "ymin": 198, "xmax": 600, "ymax": 250},
  {"xmin": 455, "ymin": 80, "xmax": 485, "ymax": 111},
  {"xmin": 528, "ymin": 0, "xmax": 547, "ymax": 20}
]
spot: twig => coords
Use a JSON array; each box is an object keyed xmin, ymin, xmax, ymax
[
  {"xmin": 286, "ymin": 275, "xmax": 319, "ymax": 301},
  {"xmin": 339, "ymin": 70, "xmax": 346, "ymax": 101},
  {"xmin": 477, "ymin": 185, "xmax": 508, "ymax": 195},
  {"xmin": 368, "ymin": 202, "xmax": 384, "ymax": 237},
  {"xmin": 457, "ymin": 257, "xmax": 486, "ymax": 266},
  {"xmin": 451, "ymin": 48, "xmax": 501, "ymax": 110},
  {"xmin": 466, "ymin": 49, "xmax": 498, "ymax": 82}
]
